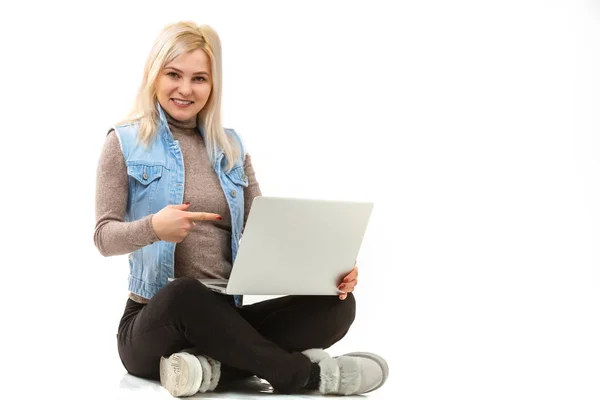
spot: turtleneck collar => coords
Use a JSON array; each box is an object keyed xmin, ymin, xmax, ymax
[{"xmin": 165, "ymin": 110, "xmax": 198, "ymax": 130}]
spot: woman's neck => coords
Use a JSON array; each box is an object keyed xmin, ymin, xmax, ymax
[{"xmin": 165, "ymin": 111, "xmax": 197, "ymax": 130}]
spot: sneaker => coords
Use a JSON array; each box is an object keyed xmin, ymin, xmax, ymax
[
  {"xmin": 302, "ymin": 348, "xmax": 389, "ymax": 396},
  {"xmin": 338, "ymin": 352, "xmax": 389, "ymax": 394},
  {"xmin": 159, "ymin": 352, "xmax": 202, "ymax": 397}
]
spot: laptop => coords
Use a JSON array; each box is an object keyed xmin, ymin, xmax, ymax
[{"xmin": 172, "ymin": 196, "xmax": 374, "ymax": 296}]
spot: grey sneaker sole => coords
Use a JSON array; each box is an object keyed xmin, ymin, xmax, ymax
[{"xmin": 342, "ymin": 352, "xmax": 389, "ymax": 393}]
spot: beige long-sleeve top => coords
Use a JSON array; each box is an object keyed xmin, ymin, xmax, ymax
[{"xmin": 94, "ymin": 112, "xmax": 262, "ymax": 303}]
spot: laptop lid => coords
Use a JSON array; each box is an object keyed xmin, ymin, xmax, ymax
[{"xmin": 225, "ymin": 196, "xmax": 373, "ymax": 295}]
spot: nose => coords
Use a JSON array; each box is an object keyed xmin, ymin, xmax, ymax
[{"xmin": 178, "ymin": 79, "xmax": 192, "ymax": 97}]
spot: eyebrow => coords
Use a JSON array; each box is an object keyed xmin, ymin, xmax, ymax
[{"xmin": 165, "ymin": 66, "xmax": 209, "ymax": 76}]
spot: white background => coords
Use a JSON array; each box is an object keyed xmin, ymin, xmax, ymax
[{"xmin": 0, "ymin": 1, "xmax": 598, "ymax": 399}]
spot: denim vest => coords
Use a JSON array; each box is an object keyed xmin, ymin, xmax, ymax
[{"xmin": 111, "ymin": 104, "xmax": 248, "ymax": 307}]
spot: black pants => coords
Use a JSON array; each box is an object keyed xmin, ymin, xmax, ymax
[{"xmin": 117, "ymin": 277, "xmax": 356, "ymax": 393}]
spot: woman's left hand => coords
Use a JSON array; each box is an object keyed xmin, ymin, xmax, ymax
[{"xmin": 338, "ymin": 262, "xmax": 358, "ymax": 300}]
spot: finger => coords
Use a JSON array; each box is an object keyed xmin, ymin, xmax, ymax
[
  {"xmin": 343, "ymin": 267, "xmax": 359, "ymax": 283},
  {"xmin": 339, "ymin": 293, "xmax": 347, "ymax": 300},
  {"xmin": 342, "ymin": 279, "xmax": 357, "ymax": 288},
  {"xmin": 170, "ymin": 202, "xmax": 191, "ymax": 210},
  {"xmin": 338, "ymin": 280, "xmax": 357, "ymax": 292},
  {"xmin": 186, "ymin": 212, "xmax": 223, "ymax": 221}
]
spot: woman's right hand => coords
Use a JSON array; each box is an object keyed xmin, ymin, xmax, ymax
[{"xmin": 151, "ymin": 202, "xmax": 222, "ymax": 243}]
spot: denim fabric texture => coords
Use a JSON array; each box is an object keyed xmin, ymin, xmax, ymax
[{"xmin": 111, "ymin": 103, "xmax": 248, "ymax": 306}]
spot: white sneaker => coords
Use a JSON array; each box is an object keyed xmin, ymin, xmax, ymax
[
  {"xmin": 159, "ymin": 352, "xmax": 203, "ymax": 397},
  {"xmin": 338, "ymin": 352, "xmax": 389, "ymax": 394},
  {"xmin": 302, "ymin": 348, "xmax": 389, "ymax": 396}
]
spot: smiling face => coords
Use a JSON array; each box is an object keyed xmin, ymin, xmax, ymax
[{"xmin": 155, "ymin": 49, "xmax": 213, "ymax": 121}]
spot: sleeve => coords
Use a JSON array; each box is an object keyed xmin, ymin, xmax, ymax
[
  {"xmin": 93, "ymin": 130, "xmax": 160, "ymax": 256},
  {"xmin": 242, "ymin": 153, "xmax": 262, "ymax": 230}
]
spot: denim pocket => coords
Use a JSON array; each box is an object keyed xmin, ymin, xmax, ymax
[
  {"xmin": 126, "ymin": 163, "xmax": 165, "ymax": 216},
  {"xmin": 127, "ymin": 164, "xmax": 163, "ymax": 185}
]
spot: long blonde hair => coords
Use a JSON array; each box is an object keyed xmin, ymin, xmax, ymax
[{"xmin": 118, "ymin": 21, "xmax": 240, "ymax": 171}]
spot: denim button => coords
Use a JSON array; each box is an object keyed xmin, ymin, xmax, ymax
[
  {"xmin": 142, "ymin": 172, "xmax": 148, "ymax": 180},
  {"xmin": 242, "ymin": 173, "xmax": 247, "ymax": 181},
  {"xmin": 231, "ymin": 190, "xmax": 237, "ymax": 198}
]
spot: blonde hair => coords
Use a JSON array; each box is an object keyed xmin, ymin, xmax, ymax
[{"xmin": 118, "ymin": 21, "xmax": 240, "ymax": 171}]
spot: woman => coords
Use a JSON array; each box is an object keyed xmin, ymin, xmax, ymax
[{"xmin": 94, "ymin": 21, "xmax": 388, "ymax": 397}]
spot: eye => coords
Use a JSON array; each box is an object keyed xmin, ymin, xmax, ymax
[
  {"xmin": 167, "ymin": 72, "xmax": 179, "ymax": 79},
  {"xmin": 194, "ymin": 76, "xmax": 206, "ymax": 82}
]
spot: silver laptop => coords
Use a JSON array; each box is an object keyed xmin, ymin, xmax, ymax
[{"xmin": 180, "ymin": 196, "xmax": 373, "ymax": 296}]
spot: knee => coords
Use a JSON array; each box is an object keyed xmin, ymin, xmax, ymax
[
  {"xmin": 169, "ymin": 276, "xmax": 205, "ymax": 293},
  {"xmin": 163, "ymin": 277, "xmax": 209, "ymax": 309},
  {"xmin": 312, "ymin": 293, "xmax": 356, "ymax": 348},
  {"xmin": 316, "ymin": 292, "xmax": 356, "ymax": 330}
]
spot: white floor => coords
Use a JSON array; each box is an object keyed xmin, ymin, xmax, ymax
[{"xmin": 113, "ymin": 371, "xmax": 393, "ymax": 399}]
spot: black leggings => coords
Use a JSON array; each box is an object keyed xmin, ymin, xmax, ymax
[{"xmin": 117, "ymin": 277, "xmax": 356, "ymax": 393}]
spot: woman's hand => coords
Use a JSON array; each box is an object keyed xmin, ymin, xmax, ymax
[
  {"xmin": 338, "ymin": 262, "xmax": 358, "ymax": 300},
  {"xmin": 151, "ymin": 202, "xmax": 222, "ymax": 243}
]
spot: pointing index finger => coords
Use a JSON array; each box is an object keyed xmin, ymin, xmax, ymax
[{"xmin": 186, "ymin": 212, "xmax": 222, "ymax": 221}]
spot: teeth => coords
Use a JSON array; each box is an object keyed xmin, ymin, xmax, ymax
[{"xmin": 173, "ymin": 99, "xmax": 192, "ymax": 105}]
